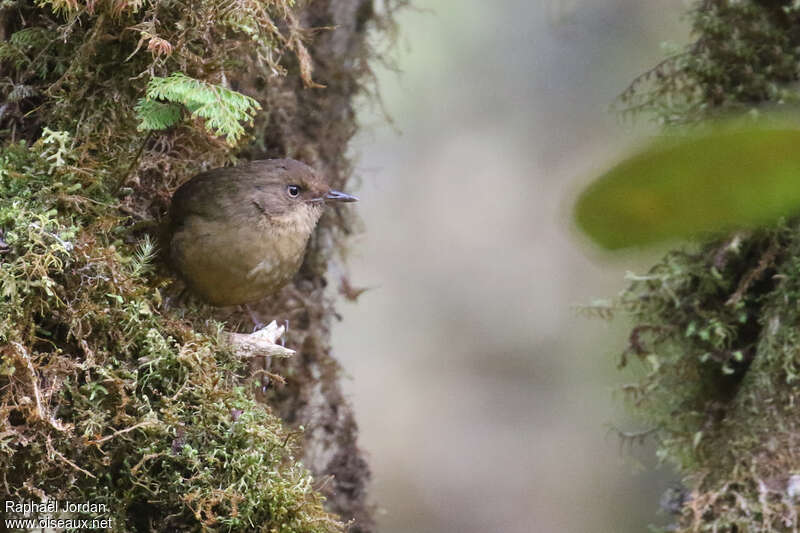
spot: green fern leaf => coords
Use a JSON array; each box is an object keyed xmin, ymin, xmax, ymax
[
  {"xmin": 10, "ymin": 28, "xmax": 52, "ymax": 49},
  {"xmin": 135, "ymin": 100, "xmax": 183, "ymax": 131},
  {"xmin": 135, "ymin": 73, "xmax": 261, "ymax": 145}
]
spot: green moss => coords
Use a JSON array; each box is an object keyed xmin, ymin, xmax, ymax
[
  {"xmin": 0, "ymin": 0, "xmax": 348, "ymax": 530},
  {"xmin": 620, "ymin": 1, "xmax": 800, "ymax": 125},
  {"xmin": 0, "ymin": 137, "xmax": 342, "ymax": 531},
  {"xmin": 616, "ymin": 1, "xmax": 800, "ymax": 531}
]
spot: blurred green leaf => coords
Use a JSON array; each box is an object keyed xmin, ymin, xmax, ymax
[{"xmin": 574, "ymin": 127, "xmax": 800, "ymax": 249}]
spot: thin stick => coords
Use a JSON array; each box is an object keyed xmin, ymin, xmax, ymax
[
  {"xmin": 88, "ymin": 421, "xmax": 155, "ymax": 446},
  {"xmin": 47, "ymin": 436, "xmax": 96, "ymax": 479},
  {"xmin": 114, "ymin": 131, "xmax": 152, "ymax": 194}
]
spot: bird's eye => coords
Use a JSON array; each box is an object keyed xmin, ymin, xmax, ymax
[{"xmin": 287, "ymin": 184, "xmax": 301, "ymax": 198}]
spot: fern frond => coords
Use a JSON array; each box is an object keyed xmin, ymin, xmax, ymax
[
  {"xmin": 135, "ymin": 100, "xmax": 183, "ymax": 131},
  {"xmin": 0, "ymin": 44, "xmax": 29, "ymax": 70},
  {"xmin": 130, "ymin": 235, "xmax": 156, "ymax": 277},
  {"xmin": 10, "ymin": 28, "xmax": 53, "ymax": 49},
  {"xmin": 135, "ymin": 73, "xmax": 261, "ymax": 145},
  {"xmin": 8, "ymin": 85, "xmax": 37, "ymax": 103}
]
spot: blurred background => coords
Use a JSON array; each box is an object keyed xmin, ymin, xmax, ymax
[{"xmin": 334, "ymin": 2, "xmax": 689, "ymax": 531}]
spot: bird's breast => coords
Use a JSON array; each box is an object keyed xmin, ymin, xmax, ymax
[
  {"xmin": 246, "ymin": 226, "xmax": 310, "ymax": 282},
  {"xmin": 170, "ymin": 203, "xmax": 322, "ymax": 306}
]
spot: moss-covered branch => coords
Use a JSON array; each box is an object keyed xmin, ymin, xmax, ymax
[
  {"xmin": 0, "ymin": 0, "xmax": 400, "ymax": 530},
  {"xmin": 615, "ymin": 1, "xmax": 800, "ymax": 531}
]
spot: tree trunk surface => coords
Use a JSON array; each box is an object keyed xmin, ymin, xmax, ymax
[{"xmin": 0, "ymin": 0, "xmax": 396, "ymax": 530}]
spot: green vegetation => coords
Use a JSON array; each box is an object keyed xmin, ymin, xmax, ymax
[
  {"xmin": 0, "ymin": 0, "xmax": 385, "ymax": 530},
  {"xmin": 619, "ymin": 2, "xmax": 800, "ymax": 125},
  {"xmin": 609, "ymin": 1, "xmax": 800, "ymax": 531},
  {"xmin": 136, "ymin": 73, "xmax": 262, "ymax": 144},
  {"xmin": 575, "ymin": 126, "xmax": 800, "ymax": 250}
]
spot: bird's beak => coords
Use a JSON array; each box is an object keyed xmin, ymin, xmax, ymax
[{"xmin": 325, "ymin": 190, "xmax": 358, "ymax": 203}]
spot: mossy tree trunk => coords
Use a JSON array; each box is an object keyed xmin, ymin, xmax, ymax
[
  {"xmin": 616, "ymin": 1, "xmax": 800, "ymax": 531},
  {"xmin": 0, "ymin": 0, "xmax": 396, "ymax": 531}
]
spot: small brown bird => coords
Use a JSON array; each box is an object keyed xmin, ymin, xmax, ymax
[{"xmin": 168, "ymin": 159, "xmax": 357, "ymax": 306}]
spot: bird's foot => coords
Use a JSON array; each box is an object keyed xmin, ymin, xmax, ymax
[{"xmin": 243, "ymin": 304, "xmax": 266, "ymax": 332}]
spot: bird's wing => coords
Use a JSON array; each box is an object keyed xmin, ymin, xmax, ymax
[{"xmin": 169, "ymin": 162, "xmax": 278, "ymax": 224}]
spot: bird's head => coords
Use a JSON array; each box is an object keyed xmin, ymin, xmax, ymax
[{"xmin": 249, "ymin": 159, "xmax": 357, "ymax": 219}]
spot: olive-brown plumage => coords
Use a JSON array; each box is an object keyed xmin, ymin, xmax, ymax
[{"xmin": 168, "ymin": 159, "xmax": 357, "ymax": 306}]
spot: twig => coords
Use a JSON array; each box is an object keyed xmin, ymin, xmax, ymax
[
  {"xmin": 223, "ymin": 321, "xmax": 296, "ymax": 359},
  {"xmin": 114, "ymin": 130, "xmax": 153, "ymax": 194},
  {"xmin": 131, "ymin": 452, "xmax": 165, "ymax": 474},
  {"xmin": 47, "ymin": 436, "xmax": 96, "ymax": 478},
  {"xmin": 726, "ymin": 239, "xmax": 780, "ymax": 306},
  {"xmin": 88, "ymin": 420, "xmax": 156, "ymax": 445},
  {"xmin": 12, "ymin": 341, "xmax": 69, "ymax": 432}
]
